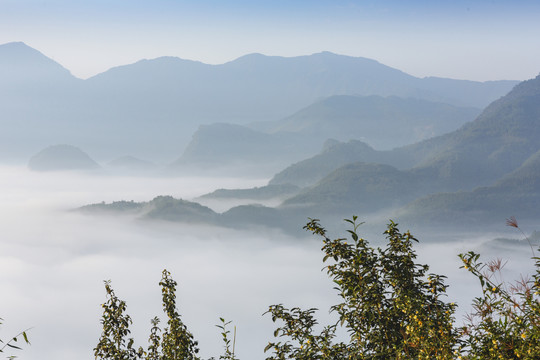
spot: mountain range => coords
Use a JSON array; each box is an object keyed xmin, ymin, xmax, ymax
[
  {"xmin": 171, "ymin": 95, "xmax": 480, "ymax": 176},
  {"xmin": 82, "ymin": 74, "xmax": 540, "ymax": 233},
  {"xmin": 279, "ymin": 75, "xmax": 540, "ymax": 227},
  {"xmin": 0, "ymin": 42, "xmax": 517, "ymax": 164}
]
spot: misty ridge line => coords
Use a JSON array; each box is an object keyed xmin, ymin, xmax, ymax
[
  {"xmin": 0, "ymin": 41, "xmax": 517, "ymax": 165},
  {"xmin": 6, "ymin": 42, "xmax": 536, "ymax": 240},
  {"xmin": 0, "ymin": 41, "xmax": 520, "ymax": 83},
  {"xmin": 62, "ymin": 72, "xmax": 540, "ymax": 242}
]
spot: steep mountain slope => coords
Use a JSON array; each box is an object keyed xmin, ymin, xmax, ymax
[
  {"xmin": 409, "ymin": 75, "xmax": 540, "ymax": 191},
  {"xmin": 275, "ymin": 75, "xmax": 540, "ymax": 223},
  {"xmin": 0, "ymin": 42, "xmax": 84, "ymax": 160},
  {"xmin": 399, "ymin": 148, "xmax": 540, "ymax": 226},
  {"xmin": 270, "ymin": 140, "xmax": 397, "ymax": 187},
  {"xmin": 273, "ymin": 76, "xmax": 540, "ymax": 191},
  {"xmin": 282, "ymin": 162, "xmax": 424, "ymax": 213}
]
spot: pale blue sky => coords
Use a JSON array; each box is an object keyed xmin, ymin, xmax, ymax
[{"xmin": 1, "ymin": 0, "xmax": 539, "ymax": 80}]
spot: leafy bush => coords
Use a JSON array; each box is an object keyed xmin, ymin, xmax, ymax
[
  {"xmin": 457, "ymin": 218, "xmax": 540, "ymax": 359},
  {"xmin": 265, "ymin": 218, "xmax": 458, "ymax": 359},
  {"xmin": 94, "ymin": 270, "xmax": 200, "ymax": 360},
  {"xmin": 93, "ymin": 217, "xmax": 540, "ymax": 359}
]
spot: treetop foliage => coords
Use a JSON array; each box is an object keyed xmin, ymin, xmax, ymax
[{"xmin": 89, "ymin": 217, "xmax": 540, "ymax": 359}]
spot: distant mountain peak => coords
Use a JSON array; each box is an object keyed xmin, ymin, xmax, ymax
[
  {"xmin": 1, "ymin": 41, "xmax": 27, "ymax": 47},
  {"xmin": 0, "ymin": 41, "xmax": 47, "ymax": 58},
  {"xmin": 0, "ymin": 41, "xmax": 75, "ymax": 80}
]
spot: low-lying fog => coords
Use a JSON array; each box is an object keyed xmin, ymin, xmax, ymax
[{"xmin": 0, "ymin": 166, "xmax": 537, "ymax": 360}]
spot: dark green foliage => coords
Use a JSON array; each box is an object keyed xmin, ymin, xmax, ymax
[
  {"xmin": 264, "ymin": 305, "xmax": 347, "ymax": 360},
  {"xmin": 94, "ymin": 281, "xmax": 144, "ymax": 360},
  {"xmin": 94, "ymin": 270, "xmax": 202, "ymax": 360},
  {"xmin": 265, "ymin": 218, "xmax": 458, "ymax": 359},
  {"xmin": 146, "ymin": 317, "xmax": 161, "ymax": 360},
  {"xmin": 214, "ymin": 318, "xmax": 238, "ymax": 360},
  {"xmin": 159, "ymin": 270, "xmax": 200, "ymax": 360},
  {"xmin": 91, "ymin": 217, "xmax": 540, "ymax": 359}
]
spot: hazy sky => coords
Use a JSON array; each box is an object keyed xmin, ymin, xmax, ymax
[{"xmin": 1, "ymin": 0, "xmax": 539, "ymax": 81}]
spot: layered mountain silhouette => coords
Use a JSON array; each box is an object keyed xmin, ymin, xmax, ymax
[
  {"xmin": 276, "ymin": 75, "xmax": 540, "ymax": 226},
  {"xmin": 251, "ymin": 95, "xmax": 480, "ymax": 150},
  {"xmin": 105, "ymin": 74, "xmax": 540, "ymax": 230},
  {"xmin": 169, "ymin": 123, "xmax": 320, "ymax": 175},
  {"xmin": 272, "ymin": 76, "xmax": 540, "ymax": 191},
  {"xmin": 172, "ymin": 95, "xmax": 480, "ymax": 176},
  {"xmin": 399, "ymin": 147, "xmax": 540, "ymax": 226},
  {"xmin": 0, "ymin": 42, "xmax": 517, "ymax": 163}
]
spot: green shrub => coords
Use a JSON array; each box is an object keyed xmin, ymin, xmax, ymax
[
  {"xmin": 93, "ymin": 217, "xmax": 540, "ymax": 359},
  {"xmin": 265, "ymin": 218, "xmax": 458, "ymax": 359},
  {"xmin": 457, "ymin": 218, "xmax": 540, "ymax": 359}
]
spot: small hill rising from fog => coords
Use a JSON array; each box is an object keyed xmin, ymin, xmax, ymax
[{"xmin": 28, "ymin": 144, "xmax": 100, "ymax": 171}]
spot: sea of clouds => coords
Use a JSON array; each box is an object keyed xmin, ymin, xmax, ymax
[{"xmin": 0, "ymin": 166, "xmax": 536, "ymax": 360}]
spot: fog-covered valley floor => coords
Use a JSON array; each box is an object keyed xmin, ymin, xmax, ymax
[{"xmin": 0, "ymin": 166, "xmax": 537, "ymax": 360}]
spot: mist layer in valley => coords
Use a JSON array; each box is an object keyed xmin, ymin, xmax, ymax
[
  {"xmin": 2, "ymin": 41, "xmax": 540, "ymax": 360},
  {"xmin": 0, "ymin": 166, "xmax": 537, "ymax": 360}
]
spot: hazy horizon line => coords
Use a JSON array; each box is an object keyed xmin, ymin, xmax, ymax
[{"xmin": 2, "ymin": 41, "xmax": 524, "ymax": 83}]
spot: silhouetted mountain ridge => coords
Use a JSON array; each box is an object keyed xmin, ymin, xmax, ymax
[{"xmin": 0, "ymin": 42, "xmax": 518, "ymax": 162}]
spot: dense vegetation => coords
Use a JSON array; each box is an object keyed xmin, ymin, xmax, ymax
[{"xmin": 88, "ymin": 217, "xmax": 539, "ymax": 360}]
